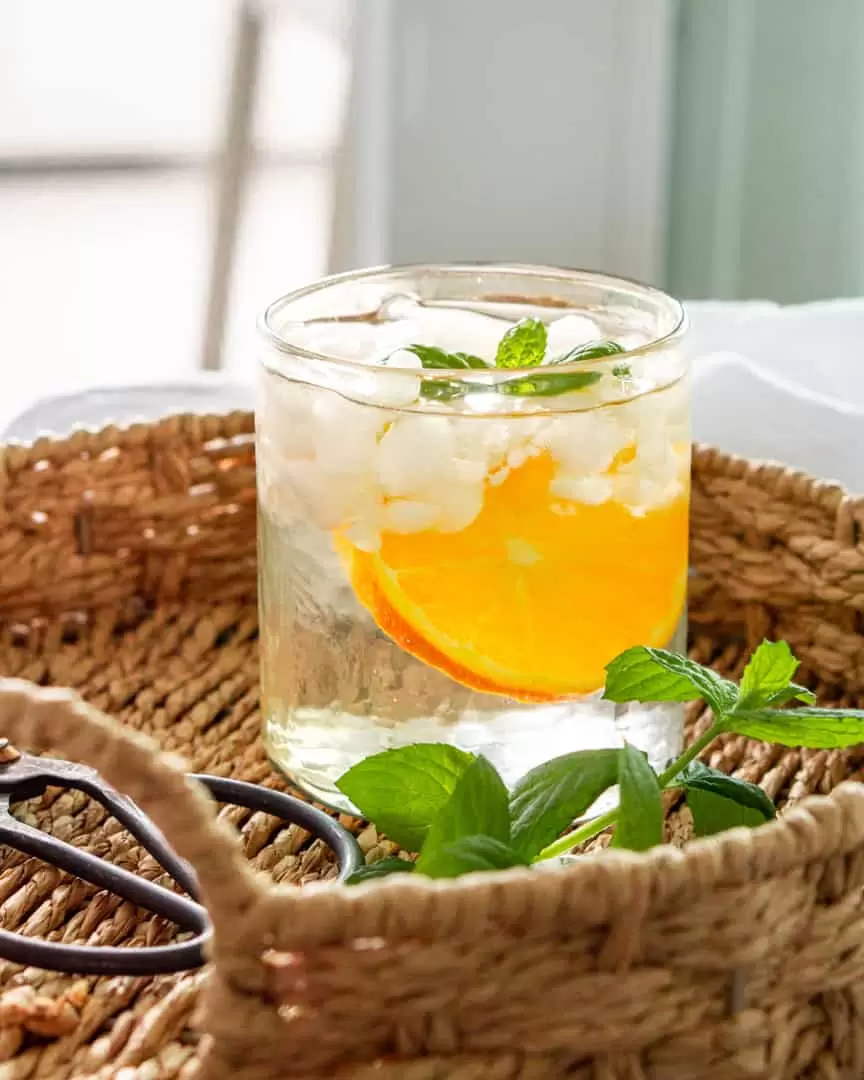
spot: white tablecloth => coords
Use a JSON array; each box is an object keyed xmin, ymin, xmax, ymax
[
  {"xmin": 3, "ymin": 379, "xmax": 254, "ymax": 444},
  {"xmin": 687, "ymin": 300, "xmax": 864, "ymax": 492}
]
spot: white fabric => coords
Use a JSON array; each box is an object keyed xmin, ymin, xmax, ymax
[
  {"xmin": 686, "ymin": 299, "xmax": 864, "ymax": 492},
  {"xmin": 2, "ymin": 379, "xmax": 254, "ymax": 445}
]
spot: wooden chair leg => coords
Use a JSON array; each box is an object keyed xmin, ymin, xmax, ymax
[{"xmin": 200, "ymin": 2, "xmax": 262, "ymax": 372}]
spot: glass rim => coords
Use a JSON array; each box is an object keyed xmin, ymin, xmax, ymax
[{"xmin": 258, "ymin": 262, "xmax": 688, "ymax": 383}]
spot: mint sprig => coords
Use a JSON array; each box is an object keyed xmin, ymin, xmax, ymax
[
  {"xmin": 725, "ymin": 706, "xmax": 864, "ymax": 748},
  {"xmin": 737, "ymin": 639, "xmax": 815, "ymax": 708},
  {"xmin": 603, "ymin": 646, "xmax": 739, "ymax": 715},
  {"xmin": 539, "ymin": 639, "xmax": 862, "ymax": 860},
  {"xmin": 504, "ymin": 338, "xmax": 621, "ymax": 396},
  {"xmin": 415, "ymin": 755, "xmax": 511, "ymax": 875},
  {"xmin": 495, "ymin": 318, "xmax": 547, "ymax": 369},
  {"xmin": 419, "ymin": 835, "xmax": 529, "ymax": 878},
  {"xmin": 338, "ymin": 639, "xmax": 864, "ymax": 882},
  {"xmin": 669, "ymin": 761, "xmax": 775, "ymax": 836},
  {"xmin": 508, "ymin": 749, "xmax": 620, "ymax": 859},
  {"xmin": 555, "ymin": 340, "xmax": 625, "ymax": 364},
  {"xmin": 403, "ymin": 344, "xmax": 488, "ymax": 370},
  {"xmin": 335, "ymin": 742, "xmax": 473, "ymax": 851},
  {"xmin": 391, "ymin": 318, "xmax": 625, "ymax": 401},
  {"xmin": 612, "ymin": 745, "xmax": 664, "ymax": 851},
  {"xmin": 499, "ymin": 370, "xmax": 603, "ymax": 397},
  {"xmin": 400, "ymin": 345, "xmax": 489, "ymax": 402}
]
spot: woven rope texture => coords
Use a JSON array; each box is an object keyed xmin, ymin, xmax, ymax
[{"xmin": 0, "ymin": 414, "xmax": 861, "ymax": 1079}]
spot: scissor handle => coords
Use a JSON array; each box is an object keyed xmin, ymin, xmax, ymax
[
  {"xmin": 0, "ymin": 679, "xmax": 262, "ymax": 962},
  {"xmin": 0, "ymin": 813, "xmax": 210, "ymax": 975},
  {"xmin": 0, "ymin": 769, "xmax": 363, "ymax": 975}
]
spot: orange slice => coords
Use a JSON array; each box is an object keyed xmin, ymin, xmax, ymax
[{"xmin": 338, "ymin": 452, "xmax": 688, "ymax": 700}]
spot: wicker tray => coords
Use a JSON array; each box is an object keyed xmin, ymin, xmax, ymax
[{"xmin": 0, "ymin": 412, "xmax": 863, "ymax": 1080}]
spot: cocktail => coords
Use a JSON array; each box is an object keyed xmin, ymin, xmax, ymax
[{"xmin": 257, "ymin": 266, "xmax": 689, "ymax": 811}]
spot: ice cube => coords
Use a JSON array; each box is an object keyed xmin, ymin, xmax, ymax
[
  {"xmin": 369, "ymin": 371, "xmax": 422, "ymax": 407},
  {"xmin": 287, "ymin": 320, "xmax": 421, "ymax": 364},
  {"xmin": 616, "ymin": 473, "xmax": 684, "ymax": 516},
  {"xmin": 383, "ymin": 349, "xmax": 423, "ymax": 370},
  {"xmin": 344, "ymin": 519, "xmax": 381, "ymax": 552},
  {"xmin": 545, "ymin": 314, "xmax": 602, "ymax": 359},
  {"xmin": 451, "ymin": 420, "xmax": 492, "ymax": 464},
  {"xmin": 507, "ymin": 446, "xmax": 529, "ymax": 469},
  {"xmin": 279, "ymin": 460, "xmax": 346, "ymax": 530},
  {"xmin": 451, "ymin": 458, "xmax": 488, "ymax": 485},
  {"xmin": 594, "ymin": 373, "xmax": 644, "ymax": 406},
  {"xmin": 257, "ymin": 461, "xmax": 304, "ymax": 526},
  {"xmin": 411, "ymin": 308, "xmax": 506, "ymax": 363},
  {"xmin": 381, "ymin": 499, "xmax": 440, "ymax": 534},
  {"xmin": 461, "ymin": 391, "xmax": 512, "ymax": 414},
  {"xmin": 539, "ymin": 412, "xmax": 629, "ymax": 475},
  {"xmin": 614, "ymin": 331, "xmax": 649, "ymax": 351},
  {"xmin": 624, "ymin": 373, "xmax": 690, "ymax": 431},
  {"xmin": 482, "ymin": 421, "xmax": 517, "ymax": 470},
  {"xmin": 613, "ymin": 430, "xmax": 686, "ymax": 514},
  {"xmin": 434, "ymin": 483, "xmax": 485, "ymax": 532},
  {"xmin": 277, "ymin": 414, "xmax": 315, "ymax": 460},
  {"xmin": 354, "ymin": 346, "xmax": 425, "ymax": 406},
  {"xmin": 630, "ymin": 430, "xmax": 680, "ymax": 487},
  {"xmin": 259, "ymin": 381, "xmax": 317, "ymax": 460},
  {"xmin": 376, "ymin": 416, "xmax": 456, "ymax": 497},
  {"xmin": 312, "ymin": 396, "xmax": 384, "ymax": 476},
  {"xmin": 550, "ymin": 474, "xmax": 613, "ymax": 505}
]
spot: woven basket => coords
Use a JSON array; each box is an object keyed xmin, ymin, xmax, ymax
[{"xmin": 0, "ymin": 411, "xmax": 863, "ymax": 1080}]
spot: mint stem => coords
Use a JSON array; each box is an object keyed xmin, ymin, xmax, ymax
[
  {"xmin": 656, "ymin": 723, "xmax": 722, "ymax": 787},
  {"xmin": 534, "ymin": 807, "xmax": 619, "ymax": 859},
  {"xmin": 532, "ymin": 721, "xmax": 724, "ymax": 862}
]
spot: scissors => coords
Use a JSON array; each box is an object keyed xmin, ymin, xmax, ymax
[{"xmin": 0, "ymin": 745, "xmax": 363, "ymax": 976}]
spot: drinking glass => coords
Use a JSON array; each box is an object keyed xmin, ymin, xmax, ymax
[{"xmin": 257, "ymin": 265, "xmax": 690, "ymax": 811}]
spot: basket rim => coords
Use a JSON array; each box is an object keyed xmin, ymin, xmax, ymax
[
  {"xmin": 0, "ymin": 408, "xmax": 254, "ymax": 460},
  {"xmin": 257, "ymin": 780, "xmax": 864, "ymax": 950}
]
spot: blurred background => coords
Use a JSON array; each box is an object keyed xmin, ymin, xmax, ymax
[{"xmin": 2, "ymin": 0, "xmax": 863, "ymax": 433}]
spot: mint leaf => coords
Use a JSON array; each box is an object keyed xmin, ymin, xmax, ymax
[
  {"xmin": 499, "ymin": 370, "xmax": 603, "ymax": 397},
  {"xmin": 685, "ymin": 788, "xmax": 770, "ymax": 837},
  {"xmin": 553, "ymin": 340, "xmax": 625, "ymax": 364},
  {"xmin": 403, "ymin": 344, "xmax": 488, "ymax": 370},
  {"xmin": 509, "ymin": 749, "xmax": 621, "ymax": 860},
  {"xmin": 402, "ymin": 333, "xmax": 625, "ymax": 400},
  {"xmin": 335, "ymin": 744, "xmax": 475, "ymax": 851},
  {"xmin": 612, "ymin": 745, "xmax": 664, "ymax": 851},
  {"xmin": 345, "ymin": 858, "xmax": 416, "ymax": 885},
  {"xmin": 420, "ymin": 379, "xmax": 468, "ymax": 402},
  {"xmin": 397, "ymin": 344, "xmax": 488, "ymax": 402},
  {"xmin": 738, "ymin": 640, "xmax": 800, "ymax": 709},
  {"xmin": 761, "ymin": 683, "xmax": 816, "ymax": 707},
  {"xmin": 495, "ymin": 328, "xmax": 619, "ymax": 394},
  {"xmin": 724, "ymin": 706, "xmax": 864, "ymax": 748},
  {"xmin": 416, "ymin": 755, "xmax": 510, "ymax": 873},
  {"xmin": 416, "ymin": 835, "xmax": 528, "ymax": 878},
  {"xmin": 495, "ymin": 318, "xmax": 547, "ymax": 369},
  {"xmin": 611, "ymin": 362, "xmax": 632, "ymax": 378},
  {"xmin": 604, "ymin": 646, "xmax": 738, "ymax": 716},
  {"xmin": 671, "ymin": 761, "xmax": 775, "ymax": 829}
]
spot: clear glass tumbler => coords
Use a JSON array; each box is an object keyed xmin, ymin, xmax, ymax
[{"xmin": 257, "ymin": 265, "xmax": 690, "ymax": 811}]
